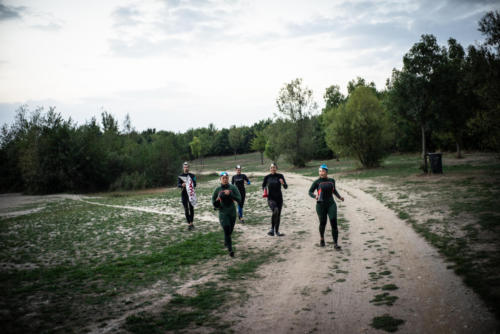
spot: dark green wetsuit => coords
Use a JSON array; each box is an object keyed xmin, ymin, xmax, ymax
[
  {"xmin": 211, "ymin": 184, "xmax": 241, "ymax": 253},
  {"xmin": 308, "ymin": 177, "xmax": 342, "ymax": 243}
]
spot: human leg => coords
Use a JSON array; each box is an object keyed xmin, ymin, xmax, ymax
[
  {"xmin": 182, "ymin": 197, "xmax": 190, "ymax": 223},
  {"xmin": 239, "ymin": 191, "xmax": 246, "ymax": 219},
  {"xmin": 188, "ymin": 202, "xmax": 194, "ymax": 223},
  {"xmin": 267, "ymin": 200, "xmax": 277, "ymax": 235},
  {"xmin": 274, "ymin": 202, "xmax": 284, "ymax": 236},
  {"xmin": 220, "ymin": 212, "xmax": 236, "ymax": 255},
  {"xmin": 316, "ymin": 203, "xmax": 328, "ymax": 245},
  {"xmin": 182, "ymin": 197, "xmax": 194, "ymax": 229},
  {"xmin": 327, "ymin": 203, "xmax": 340, "ymax": 249}
]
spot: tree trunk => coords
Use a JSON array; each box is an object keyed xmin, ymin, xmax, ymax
[
  {"xmin": 456, "ymin": 141, "xmax": 462, "ymax": 159},
  {"xmin": 260, "ymin": 152, "xmax": 263, "ymax": 165},
  {"xmin": 421, "ymin": 124, "xmax": 428, "ymax": 173}
]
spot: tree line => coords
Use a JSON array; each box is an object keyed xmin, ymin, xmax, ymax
[{"xmin": 1, "ymin": 11, "xmax": 498, "ymax": 194}]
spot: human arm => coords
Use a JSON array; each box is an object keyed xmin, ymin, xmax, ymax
[
  {"xmin": 212, "ymin": 187, "xmax": 221, "ymax": 208},
  {"xmin": 280, "ymin": 174, "xmax": 288, "ymax": 189},
  {"xmin": 177, "ymin": 176, "xmax": 185, "ymax": 188},
  {"xmin": 191, "ymin": 174, "xmax": 197, "ymax": 188},
  {"xmin": 332, "ymin": 179, "xmax": 344, "ymax": 201},
  {"xmin": 244, "ymin": 174, "xmax": 250, "ymax": 185},
  {"xmin": 262, "ymin": 175, "xmax": 268, "ymax": 190},
  {"xmin": 308, "ymin": 180, "xmax": 318, "ymax": 199},
  {"xmin": 230, "ymin": 185, "xmax": 242, "ymax": 204}
]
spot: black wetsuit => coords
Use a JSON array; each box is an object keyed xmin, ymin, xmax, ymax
[
  {"xmin": 231, "ymin": 173, "xmax": 249, "ymax": 207},
  {"xmin": 232, "ymin": 173, "xmax": 250, "ymax": 218},
  {"xmin": 177, "ymin": 172, "xmax": 196, "ymax": 224},
  {"xmin": 262, "ymin": 173, "xmax": 288, "ymax": 233},
  {"xmin": 308, "ymin": 177, "xmax": 342, "ymax": 244}
]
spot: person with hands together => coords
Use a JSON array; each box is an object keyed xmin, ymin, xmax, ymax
[{"xmin": 212, "ymin": 171, "xmax": 242, "ymax": 257}]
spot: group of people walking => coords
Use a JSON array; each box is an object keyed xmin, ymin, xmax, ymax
[{"xmin": 177, "ymin": 162, "xmax": 345, "ymax": 257}]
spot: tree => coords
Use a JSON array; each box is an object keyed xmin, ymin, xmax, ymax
[
  {"xmin": 325, "ymin": 86, "xmax": 393, "ymax": 167},
  {"xmin": 347, "ymin": 77, "xmax": 377, "ymax": 96},
  {"xmin": 388, "ymin": 34, "xmax": 445, "ymax": 172},
  {"xmin": 264, "ymin": 138, "xmax": 280, "ymax": 163},
  {"xmin": 468, "ymin": 11, "xmax": 500, "ymax": 152},
  {"xmin": 228, "ymin": 125, "xmax": 244, "ymax": 158},
  {"xmin": 211, "ymin": 128, "xmax": 231, "ymax": 156},
  {"xmin": 323, "ymin": 85, "xmax": 345, "ymax": 110},
  {"xmin": 189, "ymin": 136, "xmax": 201, "ymax": 161},
  {"xmin": 199, "ymin": 133, "xmax": 212, "ymax": 167},
  {"xmin": 434, "ymin": 38, "xmax": 473, "ymax": 158},
  {"xmin": 275, "ymin": 78, "xmax": 317, "ymax": 167},
  {"xmin": 146, "ymin": 134, "xmax": 181, "ymax": 187},
  {"xmin": 101, "ymin": 111, "xmax": 119, "ymax": 134},
  {"xmin": 250, "ymin": 130, "xmax": 267, "ymax": 164},
  {"xmin": 122, "ymin": 113, "xmax": 133, "ymax": 134},
  {"xmin": 13, "ymin": 106, "xmax": 79, "ymax": 193},
  {"xmin": 479, "ymin": 10, "xmax": 500, "ymax": 54},
  {"xmin": 311, "ymin": 115, "xmax": 334, "ymax": 159}
]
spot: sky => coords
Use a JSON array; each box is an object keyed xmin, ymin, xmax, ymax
[{"xmin": 0, "ymin": 0, "xmax": 498, "ymax": 132}]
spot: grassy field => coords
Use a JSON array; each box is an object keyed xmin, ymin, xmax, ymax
[
  {"xmin": 189, "ymin": 151, "xmax": 358, "ymax": 175},
  {"xmin": 0, "ymin": 172, "xmax": 274, "ymax": 333}
]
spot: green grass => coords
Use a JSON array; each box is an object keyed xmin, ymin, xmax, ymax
[
  {"xmin": 322, "ymin": 287, "xmax": 332, "ymax": 295},
  {"xmin": 370, "ymin": 292, "xmax": 398, "ymax": 306},
  {"xmin": 0, "ymin": 231, "xmax": 228, "ymax": 333},
  {"xmin": 225, "ymin": 250, "xmax": 278, "ymax": 280},
  {"xmin": 381, "ymin": 284, "xmax": 399, "ymax": 291},
  {"xmin": 125, "ymin": 282, "xmax": 230, "ymax": 333},
  {"xmin": 0, "ymin": 181, "xmax": 260, "ymax": 333},
  {"xmin": 371, "ymin": 314, "xmax": 405, "ymax": 332},
  {"xmin": 125, "ymin": 250, "xmax": 277, "ymax": 333}
]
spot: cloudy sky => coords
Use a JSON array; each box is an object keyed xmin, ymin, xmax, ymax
[{"xmin": 0, "ymin": 0, "xmax": 498, "ymax": 132}]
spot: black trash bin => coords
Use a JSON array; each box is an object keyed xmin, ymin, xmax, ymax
[{"xmin": 427, "ymin": 153, "xmax": 443, "ymax": 174}]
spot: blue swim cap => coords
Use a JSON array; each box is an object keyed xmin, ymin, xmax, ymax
[
  {"xmin": 320, "ymin": 164, "xmax": 328, "ymax": 170},
  {"xmin": 220, "ymin": 171, "xmax": 228, "ymax": 176}
]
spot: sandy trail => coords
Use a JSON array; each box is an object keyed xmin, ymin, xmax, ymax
[{"xmin": 226, "ymin": 173, "xmax": 497, "ymax": 333}]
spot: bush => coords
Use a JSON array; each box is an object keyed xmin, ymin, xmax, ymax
[
  {"xmin": 325, "ymin": 86, "xmax": 393, "ymax": 167},
  {"xmin": 110, "ymin": 172, "xmax": 148, "ymax": 191}
]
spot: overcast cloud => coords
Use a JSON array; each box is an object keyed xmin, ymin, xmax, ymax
[{"xmin": 0, "ymin": 0, "xmax": 498, "ymax": 132}]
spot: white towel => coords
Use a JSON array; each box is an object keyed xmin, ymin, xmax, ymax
[{"xmin": 186, "ymin": 175, "xmax": 197, "ymax": 207}]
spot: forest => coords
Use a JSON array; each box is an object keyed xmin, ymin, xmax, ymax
[{"xmin": 1, "ymin": 11, "xmax": 499, "ymax": 194}]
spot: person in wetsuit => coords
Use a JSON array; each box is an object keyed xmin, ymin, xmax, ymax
[
  {"xmin": 177, "ymin": 162, "xmax": 196, "ymax": 230},
  {"xmin": 212, "ymin": 171, "xmax": 242, "ymax": 257},
  {"xmin": 231, "ymin": 165, "xmax": 250, "ymax": 223},
  {"xmin": 262, "ymin": 163, "xmax": 288, "ymax": 237},
  {"xmin": 308, "ymin": 164, "xmax": 344, "ymax": 249}
]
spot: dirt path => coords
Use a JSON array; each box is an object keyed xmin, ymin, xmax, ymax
[{"xmin": 226, "ymin": 173, "xmax": 497, "ymax": 333}]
